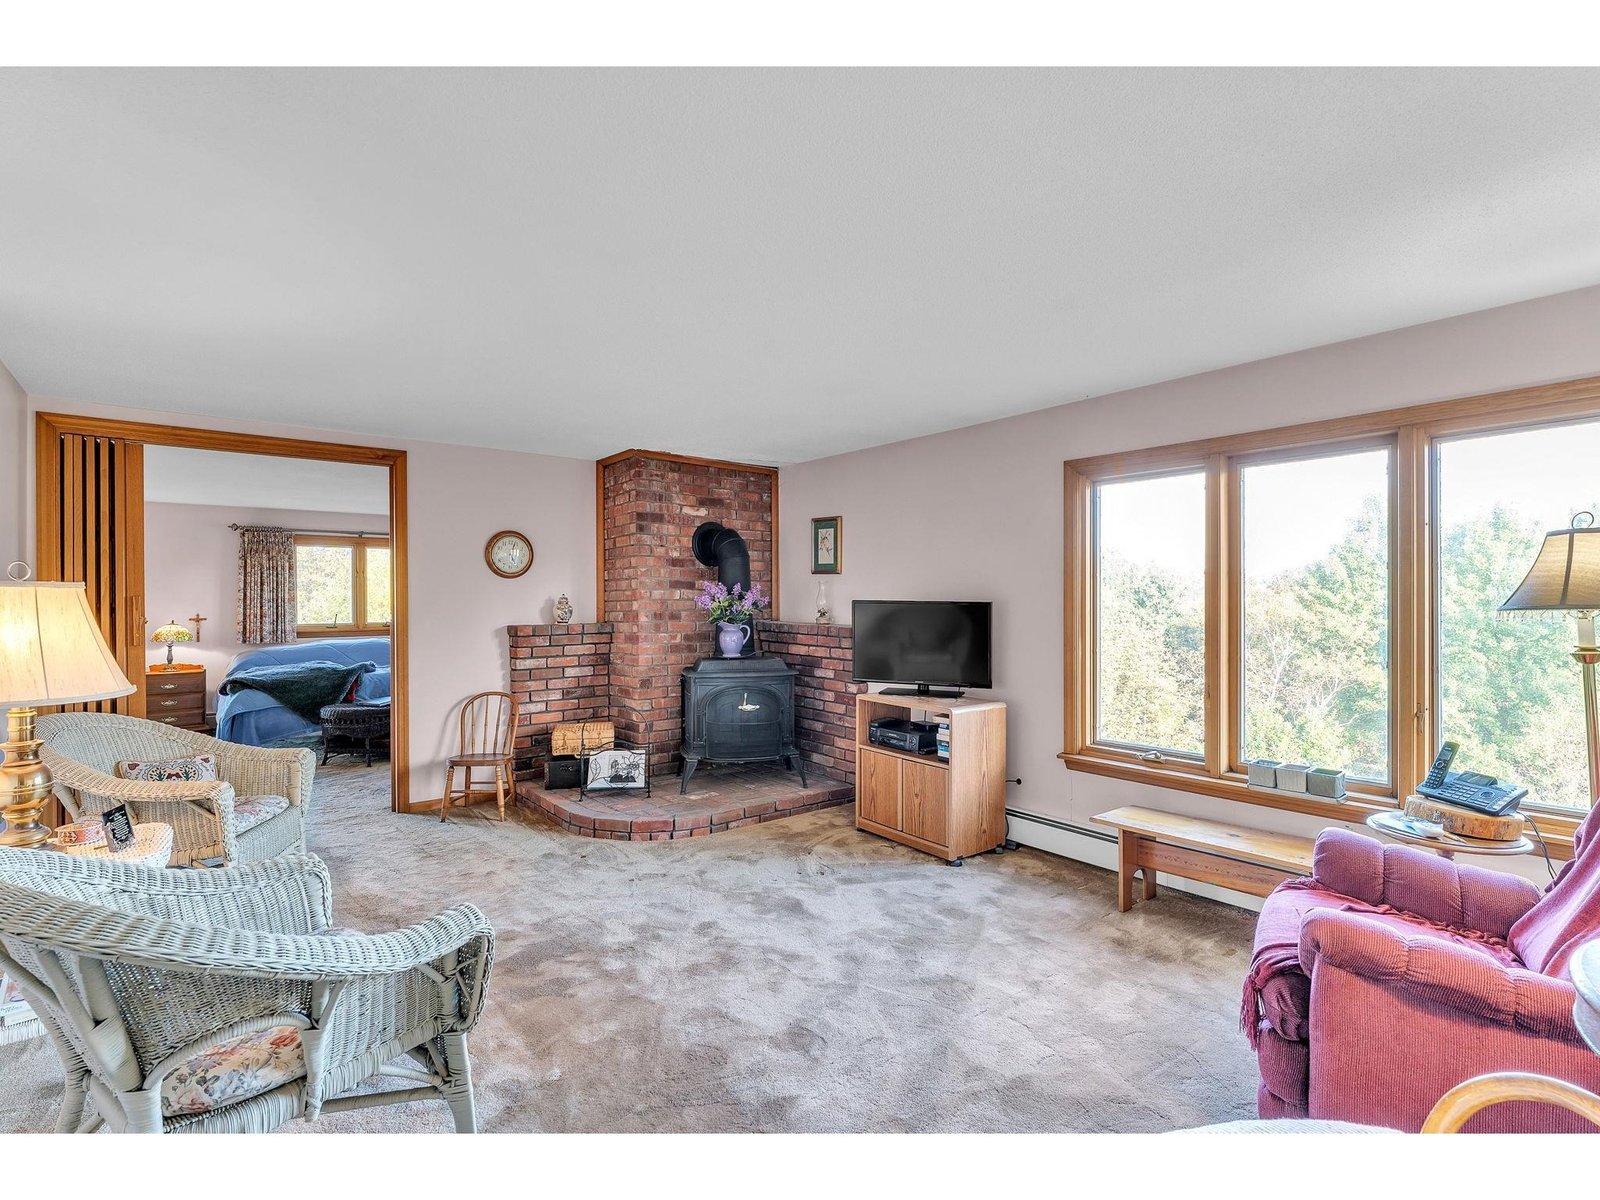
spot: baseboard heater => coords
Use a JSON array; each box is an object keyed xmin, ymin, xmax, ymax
[{"xmin": 1004, "ymin": 808, "xmax": 1115, "ymax": 844}]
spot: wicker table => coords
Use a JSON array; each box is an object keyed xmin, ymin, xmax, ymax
[
  {"xmin": 319, "ymin": 702, "xmax": 392, "ymax": 767},
  {"xmin": 52, "ymin": 821, "xmax": 174, "ymax": 868}
]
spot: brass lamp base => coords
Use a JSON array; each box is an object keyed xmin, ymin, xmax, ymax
[{"xmin": 0, "ymin": 707, "xmax": 54, "ymax": 849}]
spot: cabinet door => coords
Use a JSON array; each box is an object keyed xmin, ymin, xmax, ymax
[
  {"xmin": 901, "ymin": 758, "xmax": 949, "ymax": 846},
  {"xmin": 857, "ymin": 748, "xmax": 902, "ymax": 829}
]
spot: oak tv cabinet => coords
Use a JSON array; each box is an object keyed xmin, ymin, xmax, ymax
[{"xmin": 854, "ymin": 691, "xmax": 1006, "ymax": 863}]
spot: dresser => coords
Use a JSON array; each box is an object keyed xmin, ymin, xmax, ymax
[{"xmin": 145, "ymin": 666, "xmax": 209, "ymax": 732}]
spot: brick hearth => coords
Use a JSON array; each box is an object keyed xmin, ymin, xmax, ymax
[{"xmin": 516, "ymin": 763, "xmax": 853, "ymax": 840}]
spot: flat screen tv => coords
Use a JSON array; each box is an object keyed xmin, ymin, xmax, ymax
[{"xmin": 852, "ymin": 600, "xmax": 993, "ymax": 695}]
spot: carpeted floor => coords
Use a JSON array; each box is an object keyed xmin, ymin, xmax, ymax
[{"xmin": 1, "ymin": 761, "xmax": 1261, "ymax": 1133}]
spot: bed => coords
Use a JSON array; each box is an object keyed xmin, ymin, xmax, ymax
[{"xmin": 215, "ymin": 636, "xmax": 391, "ymax": 747}]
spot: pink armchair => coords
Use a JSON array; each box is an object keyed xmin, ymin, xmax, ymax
[{"xmin": 1244, "ymin": 809, "xmax": 1600, "ymax": 1132}]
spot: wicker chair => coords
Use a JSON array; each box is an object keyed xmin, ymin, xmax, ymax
[
  {"xmin": 0, "ymin": 846, "xmax": 494, "ymax": 1133},
  {"xmin": 34, "ymin": 712, "xmax": 313, "ymax": 867}
]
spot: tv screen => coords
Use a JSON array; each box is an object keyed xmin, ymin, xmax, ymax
[{"xmin": 852, "ymin": 600, "xmax": 992, "ymax": 689}]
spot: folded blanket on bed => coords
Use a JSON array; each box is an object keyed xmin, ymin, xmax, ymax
[{"xmin": 219, "ymin": 660, "xmax": 379, "ymax": 723}]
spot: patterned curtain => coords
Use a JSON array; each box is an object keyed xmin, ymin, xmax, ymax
[{"xmin": 237, "ymin": 526, "xmax": 297, "ymax": 645}]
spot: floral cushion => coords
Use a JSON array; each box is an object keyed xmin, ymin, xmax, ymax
[
  {"xmin": 114, "ymin": 754, "xmax": 218, "ymax": 782},
  {"xmin": 161, "ymin": 1025, "xmax": 305, "ymax": 1117},
  {"xmin": 234, "ymin": 794, "xmax": 291, "ymax": 833}
]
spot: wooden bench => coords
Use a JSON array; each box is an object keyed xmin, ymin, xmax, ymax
[{"xmin": 1091, "ymin": 806, "xmax": 1315, "ymax": 912}]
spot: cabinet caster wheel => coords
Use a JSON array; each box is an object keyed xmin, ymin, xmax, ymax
[{"xmin": 950, "ymin": 857, "xmax": 964, "ymax": 867}]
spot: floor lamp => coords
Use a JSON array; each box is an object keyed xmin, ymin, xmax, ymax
[
  {"xmin": 1500, "ymin": 513, "xmax": 1600, "ymax": 806},
  {"xmin": 0, "ymin": 572, "xmax": 135, "ymax": 848}
]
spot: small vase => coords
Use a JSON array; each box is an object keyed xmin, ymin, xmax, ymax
[
  {"xmin": 716, "ymin": 621, "xmax": 750, "ymax": 658},
  {"xmin": 553, "ymin": 593, "xmax": 574, "ymax": 624}
]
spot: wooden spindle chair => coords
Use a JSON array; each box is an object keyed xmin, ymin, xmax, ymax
[{"xmin": 440, "ymin": 691, "xmax": 519, "ymax": 822}]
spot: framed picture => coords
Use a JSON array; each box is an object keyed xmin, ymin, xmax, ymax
[
  {"xmin": 582, "ymin": 748, "xmax": 650, "ymax": 794},
  {"xmin": 811, "ymin": 515, "xmax": 842, "ymax": 574}
]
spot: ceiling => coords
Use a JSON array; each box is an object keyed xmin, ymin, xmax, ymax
[
  {"xmin": 3, "ymin": 68, "xmax": 1600, "ymax": 466},
  {"xmin": 144, "ymin": 446, "xmax": 388, "ymax": 515}
]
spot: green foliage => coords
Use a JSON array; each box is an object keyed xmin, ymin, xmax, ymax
[
  {"xmin": 1099, "ymin": 500, "xmax": 1591, "ymax": 809},
  {"xmin": 296, "ymin": 545, "xmax": 354, "ymax": 625}
]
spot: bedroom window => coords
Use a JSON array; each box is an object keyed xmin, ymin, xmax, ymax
[
  {"xmin": 295, "ymin": 534, "xmax": 392, "ymax": 637},
  {"xmin": 1064, "ymin": 374, "xmax": 1600, "ymax": 859}
]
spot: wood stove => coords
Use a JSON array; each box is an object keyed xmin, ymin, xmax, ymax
[{"xmin": 679, "ymin": 654, "xmax": 806, "ymax": 793}]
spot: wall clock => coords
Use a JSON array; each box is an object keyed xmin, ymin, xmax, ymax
[{"xmin": 485, "ymin": 530, "xmax": 534, "ymax": 579}]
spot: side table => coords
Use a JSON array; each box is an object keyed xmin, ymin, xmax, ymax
[
  {"xmin": 52, "ymin": 821, "xmax": 174, "ymax": 869},
  {"xmin": 1364, "ymin": 811, "xmax": 1532, "ymax": 861}
]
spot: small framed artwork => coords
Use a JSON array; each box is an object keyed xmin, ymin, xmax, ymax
[{"xmin": 811, "ymin": 516, "xmax": 842, "ymax": 575}]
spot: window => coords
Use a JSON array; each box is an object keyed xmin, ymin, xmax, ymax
[
  {"xmin": 1065, "ymin": 374, "xmax": 1600, "ymax": 855},
  {"xmin": 1240, "ymin": 448, "xmax": 1391, "ymax": 783},
  {"xmin": 295, "ymin": 534, "xmax": 391, "ymax": 636},
  {"xmin": 1094, "ymin": 471, "xmax": 1206, "ymax": 758},
  {"xmin": 1437, "ymin": 419, "xmax": 1600, "ymax": 810}
]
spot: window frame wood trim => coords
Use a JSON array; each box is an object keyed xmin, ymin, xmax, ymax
[
  {"xmin": 1062, "ymin": 372, "xmax": 1600, "ymax": 861},
  {"xmin": 293, "ymin": 532, "xmax": 393, "ymax": 637}
]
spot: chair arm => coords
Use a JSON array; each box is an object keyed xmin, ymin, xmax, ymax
[
  {"xmin": 213, "ymin": 742, "xmax": 317, "ymax": 811},
  {"xmin": 1300, "ymin": 909, "xmax": 1585, "ymax": 1047},
  {"xmin": 1311, "ymin": 827, "xmax": 1540, "ymax": 938},
  {"xmin": 42, "ymin": 752, "xmax": 238, "ymax": 864}
]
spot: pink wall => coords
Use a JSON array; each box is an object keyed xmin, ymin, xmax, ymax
[
  {"xmin": 779, "ymin": 283, "xmax": 1600, "ymax": 893},
  {"xmin": 11, "ymin": 395, "xmax": 597, "ymax": 808},
  {"xmin": 144, "ymin": 501, "xmax": 389, "ymax": 710},
  {"xmin": 0, "ymin": 360, "xmax": 25, "ymax": 571}
]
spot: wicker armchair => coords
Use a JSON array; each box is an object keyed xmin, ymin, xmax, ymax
[
  {"xmin": 34, "ymin": 712, "xmax": 314, "ymax": 866},
  {"xmin": 0, "ymin": 846, "xmax": 494, "ymax": 1133}
]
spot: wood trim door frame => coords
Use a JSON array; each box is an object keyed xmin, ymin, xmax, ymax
[
  {"xmin": 35, "ymin": 412, "xmax": 416, "ymax": 814},
  {"xmin": 594, "ymin": 448, "xmax": 782, "ymax": 622}
]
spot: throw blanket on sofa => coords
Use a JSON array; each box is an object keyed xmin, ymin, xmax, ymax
[{"xmin": 218, "ymin": 660, "xmax": 378, "ymax": 723}]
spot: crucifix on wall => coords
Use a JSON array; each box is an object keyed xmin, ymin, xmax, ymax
[{"xmin": 188, "ymin": 614, "xmax": 207, "ymax": 643}]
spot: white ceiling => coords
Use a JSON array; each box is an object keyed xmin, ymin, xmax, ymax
[
  {"xmin": 3, "ymin": 68, "xmax": 1600, "ymax": 466},
  {"xmin": 144, "ymin": 445, "xmax": 388, "ymax": 515}
]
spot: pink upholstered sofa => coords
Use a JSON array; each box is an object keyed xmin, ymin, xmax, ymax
[{"xmin": 1244, "ymin": 809, "xmax": 1600, "ymax": 1132}]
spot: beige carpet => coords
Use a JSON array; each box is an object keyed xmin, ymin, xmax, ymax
[{"xmin": 1, "ymin": 761, "xmax": 1260, "ymax": 1133}]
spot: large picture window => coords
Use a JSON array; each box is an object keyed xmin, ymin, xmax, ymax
[
  {"xmin": 1436, "ymin": 419, "xmax": 1600, "ymax": 810},
  {"xmin": 295, "ymin": 534, "xmax": 392, "ymax": 636},
  {"xmin": 1240, "ymin": 448, "xmax": 1391, "ymax": 783},
  {"xmin": 1063, "ymin": 374, "xmax": 1600, "ymax": 856}
]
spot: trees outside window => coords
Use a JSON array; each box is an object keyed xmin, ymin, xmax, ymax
[{"xmin": 295, "ymin": 535, "xmax": 391, "ymax": 636}]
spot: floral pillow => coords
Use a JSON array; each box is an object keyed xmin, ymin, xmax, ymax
[
  {"xmin": 160, "ymin": 1025, "xmax": 305, "ymax": 1117},
  {"xmin": 114, "ymin": 754, "xmax": 219, "ymax": 782}
]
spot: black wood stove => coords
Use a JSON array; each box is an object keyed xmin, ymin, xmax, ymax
[{"xmin": 679, "ymin": 654, "xmax": 806, "ymax": 793}]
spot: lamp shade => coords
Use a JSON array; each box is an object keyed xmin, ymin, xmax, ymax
[
  {"xmin": 0, "ymin": 582, "xmax": 135, "ymax": 707},
  {"xmin": 151, "ymin": 622, "xmax": 192, "ymax": 645},
  {"xmin": 1499, "ymin": 525, "xmax": 1600, "ymax": 613}
]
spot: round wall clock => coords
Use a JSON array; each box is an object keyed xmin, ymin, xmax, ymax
[{"xmin": 485, "ymin": 530, "xmax": 534, "ymax": 579}]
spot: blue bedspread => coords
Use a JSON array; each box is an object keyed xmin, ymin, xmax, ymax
[{"xmin": 216, "ymin": 637, "xmax": 391, "ymax": 746}]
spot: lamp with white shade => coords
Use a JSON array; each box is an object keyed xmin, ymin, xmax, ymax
[
  {"xmin": 1499, "ymin": 512, "xmax": 1600, "ymax": 806},
  {"xmin": 0, "ymin": 573, "xmax": 135, "ymax": 848}
]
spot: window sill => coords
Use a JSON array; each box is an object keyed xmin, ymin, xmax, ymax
[
  {"xmin": 1058, "ymin": 751, "xmax": 1575, "ymax": 860},
  {"xmin": 296, "ymin": 627, "xmax": 392, "ymax": 639}
]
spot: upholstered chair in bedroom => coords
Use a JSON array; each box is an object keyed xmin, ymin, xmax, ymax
[
  {"xmin": 34, "ymin": 712, "xmax": 314, "ymax": 866},
  {"xmin": 0, "ymin": 846, "xmax": 494, "ymax": 1133},
  {"xmin": 1243, "ymin": 811, "xmax": 1600, "ymax": 1132}
]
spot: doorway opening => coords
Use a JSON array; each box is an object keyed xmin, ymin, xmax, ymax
[{"xmin": 34, "ymin": 413, "xmax": 414, "ymax": 813}]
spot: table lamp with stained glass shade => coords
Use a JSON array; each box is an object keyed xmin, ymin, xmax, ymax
[
  {"xmin": 0, "ymin": 570, "xmax": 136, "ymax": 848},
  {"xmin": 1499, "ymin": 511, "xmax": 1600, "ymax": 805},
  {"xmin": 150, "ymin": 620, "xmax": 193, "ymax": 669}
]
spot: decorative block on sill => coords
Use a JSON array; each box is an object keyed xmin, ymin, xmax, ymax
[{"xmin": 1245, "ymin": 759, "xmax": 1346, "ymax": 801}]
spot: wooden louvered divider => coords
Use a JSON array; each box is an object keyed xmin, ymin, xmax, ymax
[{"xmin": 35, "ymin": 427, "xmax": 147, "ymax": 718}]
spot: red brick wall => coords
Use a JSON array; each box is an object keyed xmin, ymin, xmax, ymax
[
  {"xmin": 507, "ymin": 622, "xmax": 613, "ymax": 781},
  {"xmin": 756, "ymin": 620, "xmax": 860, "ymax": 776},
  {"xmin": 602, "ymin": 453, "xmax": 776, "ymax": 774}
]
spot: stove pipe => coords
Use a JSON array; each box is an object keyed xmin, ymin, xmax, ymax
[{"xmin": 692, "ymin": 521, "xmax": 751, "ymax": 593}]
